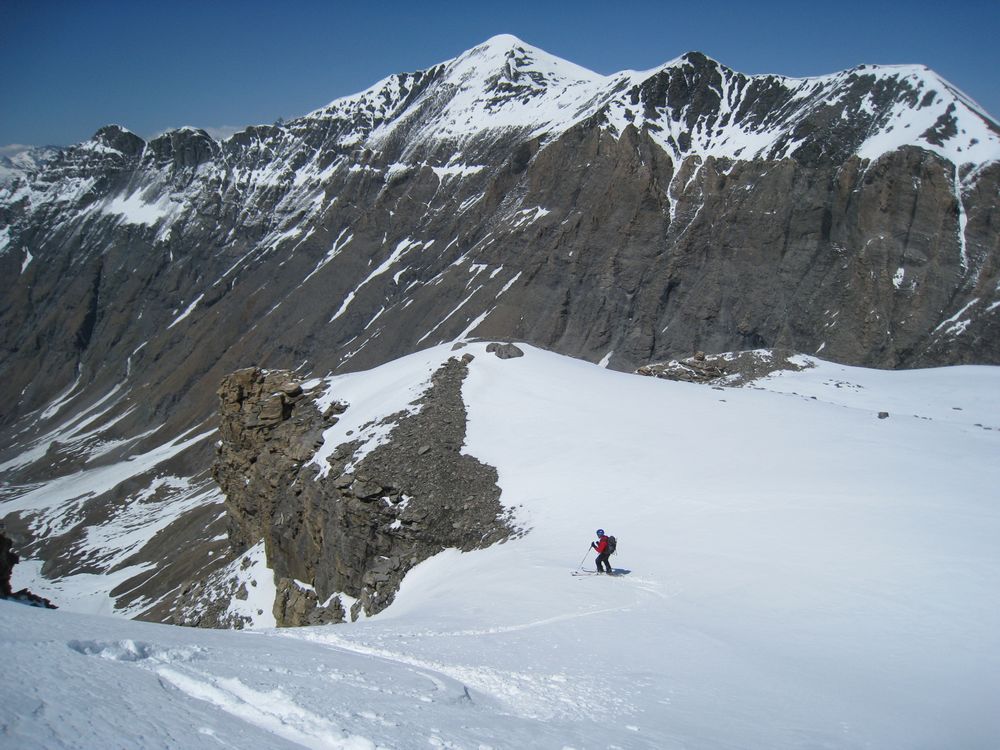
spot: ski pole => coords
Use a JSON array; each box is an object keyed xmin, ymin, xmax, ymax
[{"xmin": 578, "ymin": 545, "xmax": 594, "ymax": 569}]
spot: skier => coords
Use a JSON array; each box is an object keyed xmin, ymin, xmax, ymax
[{"xmin": 591, "ymin": 529, "xmax": 613, "ymax": 575}]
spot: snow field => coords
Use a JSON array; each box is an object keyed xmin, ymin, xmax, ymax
[{"xmin": 368, "ymin": 344, "xmax": 1000, "ymax": 747}]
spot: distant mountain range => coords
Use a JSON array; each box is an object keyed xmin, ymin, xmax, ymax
[
  {"xmin": 1, "ymin": 35, "xmax": 999, "ymax": 622},
  {"xmin": 0, "ymin": 145, "xmax": 60, "ymax": 185}
]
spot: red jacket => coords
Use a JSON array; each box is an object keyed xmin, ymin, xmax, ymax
[{"xmin": 594, "ymin": 535, "xmax": 609, "ymax": 554}]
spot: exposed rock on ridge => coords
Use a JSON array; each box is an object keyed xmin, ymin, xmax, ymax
[
  {"xmin": 637, "ymin": 350, "xmax": 810, "ymax": 385},
  {"xmin": 211, "ymin": 355, "xmax": 517, "ymax": 626}
]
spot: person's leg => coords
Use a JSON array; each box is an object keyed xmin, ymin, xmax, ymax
[{"xmin": 597, "ymin": 552, "xmax": 611, "ymax": 573}]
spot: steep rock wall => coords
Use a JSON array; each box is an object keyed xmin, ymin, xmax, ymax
[{"xmin": 211, "ymin": 355, "xmax": 517, "ymax": 625}]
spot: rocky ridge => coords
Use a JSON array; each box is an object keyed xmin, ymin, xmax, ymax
[{"xmin": 205, "ymin": 352, "xmax": 517, "ymax": 627}]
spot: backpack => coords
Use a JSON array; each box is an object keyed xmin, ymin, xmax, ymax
[{"xmin": 607, "ymin": 535, "xmax": 617, "ymax": 555}]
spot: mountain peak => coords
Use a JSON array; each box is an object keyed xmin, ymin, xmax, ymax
[
  {"xmin": 448, "ymin": 34, "xmax": 600, "ymax": 82},
  {"xmin": 474, "ymin": 33, "xmax": 532, "ymax": 52},
  {"xmin": 677, "ymin": 50, "xmax": 719, "ymax": 67},
  {"xmin": 86, "ymin": 124, "xmax": 145, "ymax": 156}
]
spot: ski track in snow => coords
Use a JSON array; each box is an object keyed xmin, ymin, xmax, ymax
[
  {"xmin": 157, "ymin": 668, "xmax": 379, "ymax": 750},
  {"xmin": 37, "ymin": 614, "xmax": 641, "ymax": 749},
  {"xmin": 61, "ymin": 637, "xmax": 381, "ymax": 749},
  {"xmin": 293, "ymin": 630, "xmax": 613, "ymax": 723},
  {"xmin": 279, "ymin": 571, "xmax": 680, "ymax": 725}
]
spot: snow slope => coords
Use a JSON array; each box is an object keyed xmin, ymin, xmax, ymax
[{"xmin": 4, "ymin": 343, "xmax": 1000, "ymax": 748}]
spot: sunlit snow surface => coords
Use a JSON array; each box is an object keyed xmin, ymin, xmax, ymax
[{"xmin": 4, "ymin": 343, "xmax": 1000, "ymax": 748}]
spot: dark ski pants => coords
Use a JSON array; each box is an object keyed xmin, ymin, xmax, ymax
[{"xmin": 595, "ymin": 552, "xmax": 612, "ymax": 573}]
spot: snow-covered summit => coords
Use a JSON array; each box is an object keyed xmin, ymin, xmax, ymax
[
  {"xmin": 598, "ymin": 50, "xmax": 1000, "ymax": 165},
  {"xmin": 294, "ymin": 34, "xmax": 607, "ymax": 153},
  {"xmin": 396, "ymin": 34, "xmax": 610, "ymax": 147},
  {"xmin": 446, "ymin": 33, "xmax": 604, "ymax": 94}
]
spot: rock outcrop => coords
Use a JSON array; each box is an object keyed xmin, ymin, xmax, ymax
[
  {"xmin": 1, "ymin": 529, "xmax": 57, "ymax": 609},
  {"xmin": 211, "ymin": 355, "xmax": 517, "ymax": 625},
  {"xmin": 273, "ymin": 578, "xmax": 346, "ymax": 627},
  {"xmin": 637, "ymin": 350, "xmax": 810, "ymax": 386},
  {"xmin": 0, "ymin": 530, "xmax": 16, "ymax": 598},
  {"xmin": 486, "ymin": 342, "xmax": 525, "ymax": 360}
]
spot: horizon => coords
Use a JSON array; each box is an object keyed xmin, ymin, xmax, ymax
[{"xmin": 2, "ymin": 0, "xmax": 998, "ymax": 151}]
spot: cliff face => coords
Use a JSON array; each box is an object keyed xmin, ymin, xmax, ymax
[
  {"xmin": 1, "ymin": 36, "xmax": 998, "ymax": 622},
  {"xmin": 435, "ymin": 128, "xmax": 1000, "ymax": 370},
  {"xmin": 209, "ymin": 354, "xmax": 517, "ymax": 626}
]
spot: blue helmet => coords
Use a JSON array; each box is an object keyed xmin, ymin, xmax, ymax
[{"xmin": 596, "ymin": 529, "xmax": 604, "ymax": 536}]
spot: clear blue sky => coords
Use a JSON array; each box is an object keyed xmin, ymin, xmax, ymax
[{"xmin": 2, "ymin": 0, "xmax": 998, "ymax": 149}]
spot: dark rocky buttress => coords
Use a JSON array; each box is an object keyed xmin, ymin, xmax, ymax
[{"xmin": 209, "ymin": 355, "xmax": 518, "ymax": 626}]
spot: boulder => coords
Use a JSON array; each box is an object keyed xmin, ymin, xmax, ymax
[
  {"xmin": 486, "ymin": 342, "xmax": 525, "ymax": 359},
  {"xmin": 273, "ymin": 578, "xmax": 345, "ymax": 627}
]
